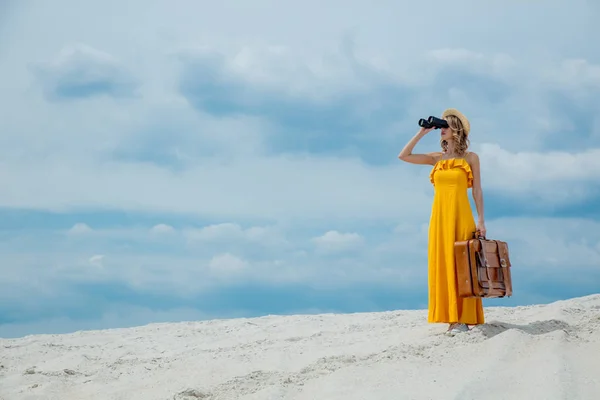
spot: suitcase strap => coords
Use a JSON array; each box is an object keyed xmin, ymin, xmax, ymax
[{"xmin": 475, "ymin": 240, "xmax": 504, "ymax": 289}]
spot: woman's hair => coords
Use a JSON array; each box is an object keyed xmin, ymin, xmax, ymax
[{"xmin": 440, "ymin": 115, "xmax": 470, "ymax": 155}]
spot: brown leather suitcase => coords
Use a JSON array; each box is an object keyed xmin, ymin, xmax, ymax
[{"xmin": 454, "ymin": 234, "xmax": 513, "ymax": 298}]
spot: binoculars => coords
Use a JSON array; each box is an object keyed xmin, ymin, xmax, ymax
[{"xmin": 418, "ymin": 116, "xmax": 449, "ymax": 129}]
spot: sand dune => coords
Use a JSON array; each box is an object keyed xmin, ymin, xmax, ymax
[{"xmin": 1, "ymin": 294, "xmax": 599, "ymax": 400}]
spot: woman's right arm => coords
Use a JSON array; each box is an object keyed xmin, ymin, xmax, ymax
[{"xmin": 397, "ymin": 128, "xmax": 439, "ymax": 165}]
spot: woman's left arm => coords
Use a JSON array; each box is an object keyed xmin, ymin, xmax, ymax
[{"xmin": 468, "ymin": 152, "xmax": 486, "ymax": 237}]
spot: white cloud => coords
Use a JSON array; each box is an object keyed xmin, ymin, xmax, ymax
[
  {"xmin": 68, "ymin": 223, "xmax": 93, "ymax": 235},
  {"xmin": 150, "ymin": 224, "xmax": 175, "ymax": 235},
  {"xmin": 0, "ymin": 1, "xmax": 597, "ymax": 220},
  {"xmin": 0, "ymin": 155, "xmax": 433, "ymax": 221},
  {"xmin": 184, "ymin": 223, "xmax": 248, "ymax": 241},
  {"xmin": 312, "ymin": 230, "xmax": 364, "ymax": 253},
  {"xmin": 488, "ymin": 217, "xmax": 600, "ymax": 272},
  {"xmin": 477, "ymin": 143, "xmax": 600, "ymax": 205},
  {"xmin": 426, "ymin": 48, "xmax": 517, "ymax": 79},
  {"xmin": 543, "ymin": 59, "xmax": 600, "ymax": 90},
  {"xmin": 480, "ymin": 144, "xmax": 600, "ymax": 183},
  {"xmin": 209, "ymin": 253, "xmax": 248, "ymax": 276},
  {"xmin": 183, "ymin": 223, "xmax": 287, "ymax": 250},
  {"xmin": 88, "ymin": 254, "xmax": 104, "ymax": 268},
  {"xmin": 2, "ymin": 140, "xmax": 599, "ymax": 220}
]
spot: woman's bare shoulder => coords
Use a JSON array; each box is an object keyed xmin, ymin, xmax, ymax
[
  {"xmin": 429, "ymin": 151, "xmax": 444, "ymax": 163},
  {"xmin": 465, "ymin": 151, "xmax": 480, "ymax": 163}
]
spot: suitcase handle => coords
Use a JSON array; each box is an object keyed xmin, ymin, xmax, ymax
[{"xmin": 473, "ymin": 230, "xmax": 486, "ymax": 240}]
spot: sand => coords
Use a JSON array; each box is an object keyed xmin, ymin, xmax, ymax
[{"xmin": 1, "ymin": 294, "xmax": 599, "ymax": 400}]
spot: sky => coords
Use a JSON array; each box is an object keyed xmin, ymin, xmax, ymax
[{"xmin": 0, "ymin": 0, "xmax": 599, "ymax": 338}]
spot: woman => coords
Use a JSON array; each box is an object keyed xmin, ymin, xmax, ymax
[{"xmin": 398, "ymin": 108, "xmax": 486, "ymax": 335}]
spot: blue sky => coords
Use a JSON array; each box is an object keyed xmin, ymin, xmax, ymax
[{"xmin": 1, "ymin": 0, "xmax": 599, "ymax": 338}]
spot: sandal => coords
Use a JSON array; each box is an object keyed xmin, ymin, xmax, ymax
[{"xmin": 446, "ymin": 323, "xmax": 470, "ymax": 336}]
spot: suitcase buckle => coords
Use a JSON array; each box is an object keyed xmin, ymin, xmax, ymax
[{"xmin": 500, "ymin": 258, "xmax": 507, "ymax": 267}]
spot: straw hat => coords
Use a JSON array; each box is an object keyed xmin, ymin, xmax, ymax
[{"xmin": 442, "ymin": 108, "xmax": 470, "ymax": 136}]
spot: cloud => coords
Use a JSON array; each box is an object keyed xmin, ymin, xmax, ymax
[
  {"xmin": 176, "ymin": 42, "xmax": 418, "ymax": 162},
  {"xmin": 30, "ymin": 44, "xmax": 140, "ymax": 101},
  {"xmin": 185, "ymin": 222, "xmax": 262, "ymax": 242},
  {"xmin": 68, "ymin": 222, "xmax": 93, "ymax": 235},
  {"xmin": 150, "ymin": 223, "xmax": 175, "ymax": 235},
  {"xmin": 175, "ymin": 44, "xmax": 530, "ymax": 162},
  {"xmin": 478, "ymin": 144, "xmax": 600, "ymax": 207},
  {"xmin": 312, "ymin": 230, "xmax": 364, "ymax": 253},
  {"xmin": 209, "ymin": 253, "xmax": 248, "ymax": 277},
  {"xmin": 1, "ymin": 6, "xmax": 598, "ymax": 220},
  {"xmin": 1, "ymin": 140, "xmax": 599, "ymax": 222},
  {"xmin": 543, "ymin": 59, "xmax": 600, "ymax": 90},
  {"xmin": 489, "ymin": 217, "xmax": 600, "ymax": 272},
  {"xmin": 175, "ymin": 43, "xmax": 600, "ymax": 153},
  {"xmin": 0, "ymin": 154, "xmax": 434, "ymax": 222},
  {"xmin": 88, "ymin": 254, "xmax": 105, "ymax": 268}
]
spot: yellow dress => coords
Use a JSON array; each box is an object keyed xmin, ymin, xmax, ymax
[{"xmin": 427, "ymin": 158, "xmax": 485, "ymax": 325}]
